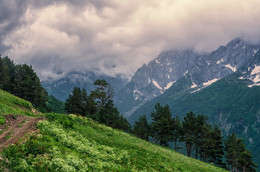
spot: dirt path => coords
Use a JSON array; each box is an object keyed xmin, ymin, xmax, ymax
[{"xmin": 0, "ymin": 115, "xmax": 43, "ymax": 151}]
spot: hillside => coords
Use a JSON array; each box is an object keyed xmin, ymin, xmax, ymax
[
  {"xmin": 0, "ymin": 89, "xmax": 226, "ymax": 171},
  {"xmin": 129, "ymin": 72, "xmax": 260, "ymax": 169}
]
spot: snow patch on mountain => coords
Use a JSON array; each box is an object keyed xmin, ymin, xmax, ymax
[
  {"xmin": 191, "ymin": 82, "xmax": 197, "ymax": 88},
  {"xmin": 251, "ymin": 65, "xmax": 260, "ymax": 75},
  {"xmin": 253, "ymin": 49, "xmax": 258, "ymax": 54},
  {"xmin": 224, "ymin": 64, "xmax": 236, "ymax": 72},
  {"xmin": 164, "ymin": 81, "xmax": 174, "ymax": 90},
  {"xmin": 155, "ymin": 59, "xmax": 160, "ymax": 64},
  {"xmin": 217, "ymin": 58, "xmax": 224, "ymax": 64},
  {"xmin": 133, "ymin": 90, "xmax": 143, "ymax": 95},
  {"xmin": 190, "ymin": 88, "xmax": 202, "ymax": 93},
  {"xmin": 184, "ymin": 70, "xmax": 188, "ymax": 75},
  {"xmin": 133, "ymin": 90, "xmax": 143, "ymax": 100},
  {"xmin": 203, "ymin": 78, "xmax": 220, "ymax": 86},
  {"xmin": 152, "ymin": 80, "xmax": 162, "ymax": 90}
]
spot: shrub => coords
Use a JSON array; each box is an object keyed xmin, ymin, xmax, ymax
[{"xmin": 0, "ymin": 115, "xmax": 5, "ymax": 125}]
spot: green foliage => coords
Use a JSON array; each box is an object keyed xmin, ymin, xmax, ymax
[
  {"xmin": 151, "ymin": 103, "xmax": 173, "ymax": 147},
  {"xmin": 133, "ymin": 115, "xmax": 151, "ymax": 141},
  {"xmin": 238, "ymin": 150, "xmax": 257, "ymax": 172},
  {"xmin": 0, "ymin": 56, "xmax": 48, "ymax": 111},
  {"xmin": 46, "ymin": 95, "xmax": 66, "ymax": 113},
  {"xmin": 91, "ymin": 79, "xmax": 113, "ymax": 108},
  {"xmin": 172, "ymin": 115, "xmax": 182, "ymax": 151},
  {"xmin": 224, "ymin": 133, "xmax": 257, "ymax": 171},
  {"xmin": 181, "ymin": 111, "xmax": 197, "ymax": 157},
  {"xmin": 0, "ymin": 89, "xmax": 35, "ymax": 116},
  {"xmin": 0, "ymin": 113, "xmax": 226, "ymax": 171},
  {"xmin": 65, "ymin": 81, "xmax": 130, "ymax": 132},
  {"xmin": 97, "ymin": 100, "xmax": 131, "ymax": 132},
  {"xmin": 65, "ymin": 87, "xmax": 97, "ymax": 117},
  {"xmin": 131, "ymin": 73, "xmax": 260, "ymax": 170},
  {"xmin": 0, "ymin": 115, "xmax": 5, "ymax": 125}
]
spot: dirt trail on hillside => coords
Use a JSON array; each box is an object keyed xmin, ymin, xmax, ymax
[{"xmin": 0, "ymin": 115, "xmax": 43, "ymax": 151}]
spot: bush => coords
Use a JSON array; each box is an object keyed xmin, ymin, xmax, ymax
[{"xmin": 0, "ymin": 115, "xmax": 5, "ymax": 125}]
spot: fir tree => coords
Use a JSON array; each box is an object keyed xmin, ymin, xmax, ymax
[
  {"xmin": 209, "ymin": 125, "xmax": 224, "ymax": 167},
  {"xmin": 171, "ymin": 116, "xmax": 182, "ymax": 151},
  {"xmin": 98, "ymin": 100, "xmax": 131, "ymax": 132},
  {"xmin": 225, "ymin": 133, "xmax": 246, "ymax": 171},
  {"xmin": 91, "ymin": 79, "xmax": 113, "ymax": 108},
  {"xmin": 181, "ymin": 111, "xmax": 197, "ymax": 157},
  {"xmin": 65, "ymin": 87, "xmax": 83, "ymax": 115},
  {"xmin": 194, "ymin": 114, "xmax": 208, "ymax": 159},
  {"xmin": 238, "ymin": 150, "xmax": 257, "ymax": 172},
  {"xmin": 13, "ymin": 64, "xmax": 47, "ymax": 110},
  {"xmin": 151, "ymin": 103, "xmax": 173, "ymax": 147},
  {"xmin": 133, "ymin": 115, "xmax": 151, "ymax": 141}
]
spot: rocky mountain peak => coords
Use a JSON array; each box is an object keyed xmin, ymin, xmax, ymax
[{"xmin": 116, "ymin": 38, "xmax": 260, "ymax": 115}]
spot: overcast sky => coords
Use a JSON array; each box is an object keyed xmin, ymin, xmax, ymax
[{"xmin": 1, "ymin": 0, "xmax": 260, "ymax": 80}]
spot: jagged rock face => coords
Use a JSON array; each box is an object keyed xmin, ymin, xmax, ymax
[
  {"xmin": 131, "ymin": 50, "xmax": 200, "ymax": 100},
  {"xmin": 116, "ymin": 38, "xmax": 260, "ymax": 115}
]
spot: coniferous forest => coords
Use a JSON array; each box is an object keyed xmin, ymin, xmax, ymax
[
  {"xmin": 0, "ymin": 55, "xmax": 257, "ymax": 171},
  {"xmin": 132, "ymin": 104, "xmax": 257, "ymax": 171}
]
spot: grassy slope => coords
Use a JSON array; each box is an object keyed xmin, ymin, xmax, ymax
[
  {"xmin": 0, "ymin": 89, "xmax": 36, "ymax": 117},
  {"xmin": 0, "ymin": 89, "xmax": 226, "ymax": 171}
]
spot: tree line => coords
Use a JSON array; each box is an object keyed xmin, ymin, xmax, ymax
[
  {"xmin": 132, "ymin": 103, "xmax": 257, "ymax": 172},
  {"xmin": 0, "ymin": 55, "xmax": 66, "ymax": 113},
  {"xmin": 0, "ymin": 55, "xmax": 48, "ymax": 111},
  {"xmin": 65, "ymin": 80, "xmax": 131, "ymax": 132}
]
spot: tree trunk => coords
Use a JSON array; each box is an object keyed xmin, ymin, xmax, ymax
[
  {"xmin": 174, "ymin": 138, "xmax": 177, "ymax": 151},
  {"xmin": 235, "ymin": 159, "xmax": 238, "ymax": 172},
  {"xmin": 203, "ymin": 153, "xmax": 207, "ymax": 162},
  {"xmin": 186, "ymin": 143, "xmax": 191, "ymax": 157}
]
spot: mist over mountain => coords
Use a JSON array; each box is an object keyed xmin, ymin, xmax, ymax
[
  {"xmin": 113, "ymin": 38, "xmax": 260, "ymax": 169},
  {"xmin": 115, "ymin": 38, "xmax": 259, "ymax": 116},
  {"xmin": 42, "ymin": 71, "xmax": 128, "ymax": 102}
]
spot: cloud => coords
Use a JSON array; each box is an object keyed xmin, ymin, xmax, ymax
[{"xmin": 1, "ymin": 0, "xmax": 260, "ymax": 80}]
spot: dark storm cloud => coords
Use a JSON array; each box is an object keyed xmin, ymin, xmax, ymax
[
  {"xmin": 0, "ymin": 0, "xmax": 27, "ymax": 52},
  {"xmin": 1, "ymin": 0, "xmax": 260, "ymax": 80}
]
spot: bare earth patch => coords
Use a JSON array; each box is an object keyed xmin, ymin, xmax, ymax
[{"xmin": 0, "ymin": 114, "xmax": 43, "ymax": 151}]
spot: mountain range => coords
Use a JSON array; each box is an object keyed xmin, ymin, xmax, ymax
[
  {"xmin": 115, "ymin": 38, "xmax": 260, "ymax": 169},
  {"xmin": 115, "ymin": 38, "xmax": 259, "ymax": 117},
  {"xmin": 42, "ymin": 38, "xmax": 260, "ymax": 169}
]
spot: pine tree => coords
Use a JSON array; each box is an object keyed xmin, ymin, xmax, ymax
[
  {"xmin": 151, "ymin": 103, "xmax": 173, "ymax": 147},
  {"xmin": 0, "ymin": 56, "xmax": 15, "ymax": 92},
  {"xmin": 171, "ymin": 116, "xmax": 182, "ymax": 151},
  {"xmin": 97, "ymin": 100, "xmax": 131, "ymax": 132},
  {"xmin": 238, "ymin": 150, "xmax": 257, "ymax": 172},
  {"xmin": 181, "ymin": 111, "xmax": 197, "ymax": 157},
  {"xmin": 12, "ymin": 64, "xmax": 47, "ymax": 110},
  {"xmin": 133, "ymin": 115, "xmax": 151, "ymax": 141},
  {"xmin": 85, "ymin": 93, "xmax": 98, "ymax": 119},
  {"xmin": 194, "ymin": 114, "xmax": 208, "ymax": 159},
  {"xmin": 65, "ymin": 87, "xmax": 83, "ymax": 115},
  {"xmin": 91, "ymin": 79, "xmax": 113, "ymax": 108},
  {"xmin": 116, "ymin": 115, "xmax": 132, "ymax": 133},
  {"xmin": 209, "ymin": 125, "xmax": 224, "ymax": 167},
  {"xmin": 224, "ymin": 133, "xmax": 246, "ymax": 171}
]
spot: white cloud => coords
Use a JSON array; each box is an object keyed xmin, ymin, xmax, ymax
[{"xmin": 2, "ymin": 0, "xmax": 260, "ymax": 80}]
